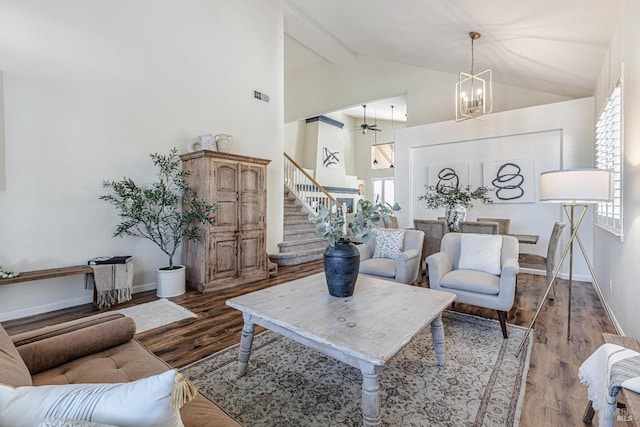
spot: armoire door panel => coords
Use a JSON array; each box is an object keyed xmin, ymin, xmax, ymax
[
  {"xmin": 239, "ymin": 232, "xmax": 264, "ymax": 273},
  {"xmin": 240, "ymin": 167, "xmax": 260, "ymax": 193},
  {"xmin": 239, "ymin": 164, "xmax": 265, "ymax": 232},
  {"xmin": 209, "ymin": 237, "xmax": 237, "ymax": 279},
  {"xmin": 211, "ymin": 161, "xmax": 238, "ymax": 232},
  {"xmin": 216, "ymin": 164, "xmax": 238, "ymax": 193},
  {"xmin": 241, "ymin": 200, "xmax": 261, "ymax": 227},
  {"xmin": 213, "ymin": 200, "xmax": 238, "ymax": 231}
]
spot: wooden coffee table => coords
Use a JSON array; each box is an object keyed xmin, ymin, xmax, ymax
[{"xmin": 226, "ymin": 273, "xmax": 456, "ymax": 426}]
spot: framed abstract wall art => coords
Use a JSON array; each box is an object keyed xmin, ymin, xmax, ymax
[{"xmin": 483, "ymin": 158, "xmax": 535, "ymax": 203}]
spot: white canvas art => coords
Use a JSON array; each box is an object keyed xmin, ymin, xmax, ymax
[
  {"xmin": 483, "ymin": 159, "xmax": 535, "ymax": 203},
  {"xmin": 428, "ymin": 163, "xmax": 469, "ymax": 189}
]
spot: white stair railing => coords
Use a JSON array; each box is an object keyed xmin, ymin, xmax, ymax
[{"xmin": 284, "ymin": 152, "xmax": 343, "ymax": 216}]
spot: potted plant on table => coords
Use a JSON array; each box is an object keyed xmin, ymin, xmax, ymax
[
  {"xmin": 418, "ymin": 184, "xmax": 492, "ymax": 232},
  {"xmin": 101, "ymin": 148, "xmax": 217, "ymax": 298},
  {"xmin": 310, "ymin": 199, "xmax": 400, "ymax": 297}
]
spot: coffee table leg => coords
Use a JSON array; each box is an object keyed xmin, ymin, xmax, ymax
[
  {"xmin": 237, "ymin": 313, "xmax": 255, "ymax": 377},
  {"xmin": 431, "ymin": 314, "xmax": 446, "ymax": 366},
  {"xmin": 359, "ymin": 362, "xmax": 381, "ymax": 427}
]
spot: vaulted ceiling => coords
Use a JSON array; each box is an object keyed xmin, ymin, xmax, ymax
[{"xmin": 284, "ymin": 0, "xmax": 624, "ymax": 103}]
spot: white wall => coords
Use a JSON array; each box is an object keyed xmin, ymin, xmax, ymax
[
  {"xmin": 285, "ymin": 55, "xmax": 571, "ymax": 126},
  {"xmin": 395, "ymin": 98, "xmax": 595, "ymax": 281},
  {"xmin": 352, "ymin": 117, "xmax": 404, "ymax": 201},
  {"xmin": 592, "ymin": 0, "xmax": 640, "ymax": 338},
  {"xmin": 0, "ymin": 70, "xmax": 5, "ymax": 190},
  {"xmin": 0, "ymin": 0, "xmax": 284, "ymax": 321},
  {"xmin": 284, "ymin": 112, "xmax": 404, "ymax": 202}
]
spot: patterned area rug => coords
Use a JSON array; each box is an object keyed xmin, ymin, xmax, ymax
[
  {"xmin": 116, "ymin": 299, "xmax": 197, "ymax": 333},
  {"xmin": 181, "ymin": 311, "xmax": 532, "ymax": 426}
]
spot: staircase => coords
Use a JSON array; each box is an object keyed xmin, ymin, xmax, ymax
[{"xmin": 269, "ymin": 189, "xmax": 327, "ymax": 266}]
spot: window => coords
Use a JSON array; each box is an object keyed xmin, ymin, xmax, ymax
[
  {"xmin": 371, "ymin": 143, "xmax": 394, "ymax": 169},
  {"xmin": 372, "ymin": 178, "xmax": 394, "ymax": 206},
  {"xmin": 595, "ymin": 77, "xmax": 623, "ymax": 237}
]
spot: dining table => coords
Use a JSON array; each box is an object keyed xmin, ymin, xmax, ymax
[{"xmin": 508, "ymin": 233, "xmax": 539, "ymax": 245}]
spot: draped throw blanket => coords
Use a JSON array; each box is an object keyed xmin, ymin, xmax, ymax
[
  {"xmin": 88, "ymin": 256, "xmax": 134, "ymax": 308},
  {"xmin": 579, "ymin": 343, "xmax": 640, "ymax": 427}
]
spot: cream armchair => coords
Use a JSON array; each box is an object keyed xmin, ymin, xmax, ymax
[
  {"xmin": 426, "ymin": 233, "xmax": 519, "ymax": 338},
  {"xmin": 357, "ymin": 229, "xmax": 424, "ymax": 284}
]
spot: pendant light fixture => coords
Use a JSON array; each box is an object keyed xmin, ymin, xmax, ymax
[
  {"xmin": 389, "ymin": 105, "xmax": 395, "ymax": 168},
  {"xmin": 372, "ymin": 107, "xmax": 379, "ymax": 165},
  {"xmin": 455, "ymin": 31, "xmax": 493, "ymax": 121}
]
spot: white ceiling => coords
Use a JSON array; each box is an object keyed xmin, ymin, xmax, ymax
[{"xmin": 283, "ymin": 0, "xmax": 625, "ymax": 116}]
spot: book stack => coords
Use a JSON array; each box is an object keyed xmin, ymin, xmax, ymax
[{"xmin": 88, "ymin": 256, "xmax": 132, "ymax": 265}]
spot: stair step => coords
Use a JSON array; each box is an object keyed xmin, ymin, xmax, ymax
[
  {"xmin": 269, "ymin": 247, "xmax": 325, "ymax": 266},
  {"xmin": 278, "ymin": 237, "xmax": 327, "ymax": 253},
  {"xmin": 284, "ymin": 229, "xmax": 319, "ymax": 241},
  {"xmin": 283, "ymin": 219, "xmax": 315, "ymax": 231},
  {"xmin": 284, "ymin": 212, "xmax": 309, "ymax": 220},
  {"xmin": 284, "ymin": 207, "xmax": 305, "ymax": 215}
]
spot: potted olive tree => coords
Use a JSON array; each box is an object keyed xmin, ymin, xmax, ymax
[
  {"xmin": 418, "ymin": 184, "xmax": 492, "ymax": 231},
  {"xmin": 101, "ymin": 148, "xmax": 216, "ymax": 297},
  {"xmin": 310, "ymin": 199, "xmax": 400, "ymax": 297}
]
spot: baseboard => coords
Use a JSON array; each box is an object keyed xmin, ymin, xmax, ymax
[
  {"xmin": 591, "ymin": 282, "xmax": 624, "ymax": 335},
  {"xmin": 520, "ymin": 269, "xmax": 622, "ymax": 334},
  {"xmin": 519, "ymin": 267, "xmax": 590, "ymax": 282},
  {"xmin": 0, "ymin": 282, "xmax": 157, "ymax": 322}
]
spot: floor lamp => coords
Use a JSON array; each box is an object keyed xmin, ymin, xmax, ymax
[{"xmin": 516, "ymin": 169, "xmax": 614, "ymax": 357}]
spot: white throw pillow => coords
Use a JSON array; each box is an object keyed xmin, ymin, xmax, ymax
[
  {"xmin": 373, "ymin": 228, "xmax": 405, "ymax": 260},
  {"xmin": 458, "ymin": 234, "xmax": 503, "ymax": 275},
  {"xmin": 0, "ymin": 370, "xmax": 189, "ymax": 427},
  {"xmin": 38, "ymin": 419, "xmax": 119, "ymax": 427}
]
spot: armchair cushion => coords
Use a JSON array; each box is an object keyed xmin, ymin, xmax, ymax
[
  {"xmin": 458, "ymin": 234, "xmax": 503, "ymax": 275},
  {"xmin": 440, "ymin": 270, "xmax": 501, "ymax": 295},
  {"xmin": 372, "ymin": 229, "xmax": 405, "ymax": 260},
  {"xmin": 359, "ymin": 258, "xmax": 397, "ymax": 278}
]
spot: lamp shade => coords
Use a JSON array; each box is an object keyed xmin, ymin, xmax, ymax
[{"xmin": 540, "ymin": 169, "xmax": 614, "ymax": 204}]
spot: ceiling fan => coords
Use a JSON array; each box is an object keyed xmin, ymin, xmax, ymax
[{"xmin": 354, "ymin": 104, "xmax": 382, "ymax": 134}]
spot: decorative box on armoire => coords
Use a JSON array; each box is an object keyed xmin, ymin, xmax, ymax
[{"xmin": 179, "ymin": 150, "xmax": 271, "ymax": 292}]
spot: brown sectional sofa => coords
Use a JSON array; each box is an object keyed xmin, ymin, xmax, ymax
[{"xmin": 0, "ymin": 312, "xmax": 241, "ymax": 426}]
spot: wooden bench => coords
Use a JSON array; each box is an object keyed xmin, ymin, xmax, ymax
[
  {"xmin": 583, "ymin": 332, "xmax": 640, "ymax": 425},
  {"xmin": 0, "ymin": 265, "xmax": 93, "ymax": 286}
]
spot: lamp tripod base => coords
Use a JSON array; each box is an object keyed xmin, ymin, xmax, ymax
[{"xmin": 516, "ymin": 204, "xmax": 604, "ymax": 357}]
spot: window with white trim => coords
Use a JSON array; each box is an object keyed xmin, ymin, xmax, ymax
[
  {"xmin": 595, "ymin": 78, "xmax": 622, "ymax": 236},
  {"xmin": 372, "ymin": 178, "xmax": 394, "ymax": 206}
]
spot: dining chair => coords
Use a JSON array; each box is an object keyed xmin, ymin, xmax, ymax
[
  {"xmin": 518, "ymin": 222, "xmax": 566, "ymax": 299},
  {"xmin": 413, "ymin": 219, "xmax": 448, "ymax": 280},
  {"xmin": 477, "ymin": 217, "xmax": 511, "ymax": 235},
  {"xmin": 427, "ymin": 233, "xmax": 520, "ymax": 338},
  {"xmin": 383, "ymin": 216, "xmax": 399, "ymax": 228},
  {"xmin": 460, "ymin": 221, "xmax": 499, "ymax": 234}
]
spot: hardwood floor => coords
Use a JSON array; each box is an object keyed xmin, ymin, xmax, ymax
[{"xmin": 2, "ymin": 261, "xmax": 624, "ymax": 426}]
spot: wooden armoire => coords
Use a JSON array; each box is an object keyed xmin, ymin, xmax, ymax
[{"xmin": 179, "ymin": 150, "xmax": 271, "ymax": 292}]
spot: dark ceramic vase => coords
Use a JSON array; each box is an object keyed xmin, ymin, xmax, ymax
[{"xmin": 323, "ymin": 239, "xmax": 360, "ymax": 297}]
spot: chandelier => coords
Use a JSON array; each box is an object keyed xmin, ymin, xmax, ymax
[{"xmin": 455, "ymin": 31, "xmax": 493, "ymax": 121}]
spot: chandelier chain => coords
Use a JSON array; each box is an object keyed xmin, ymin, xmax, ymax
[{"xmin": 470, "ymin": 37, "xmax": 475, "ymax": 74}]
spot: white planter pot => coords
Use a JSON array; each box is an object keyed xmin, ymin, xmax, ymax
[
  {"xmin": 444, "ymin": 204, "xmax": 467, "ymax": 232},
  {"xmin": 156, "ymin": 265, "xmax": 186, "ymax": 298}
]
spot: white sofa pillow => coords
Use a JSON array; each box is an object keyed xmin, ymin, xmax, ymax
[
  {"xmin": 458, "ymin": 234, "xmax": 503, "ymax": 275},
  {"xmin": 0, "ymin": 370, "xmax": 193, "ymax": 427},
  {"xmin": 373, "ymin": 229, "xmax": 405, "ymax": 260},
  {"xmin": 38, "ymin": 420, "xmax": 119, "ymax": 427}
]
